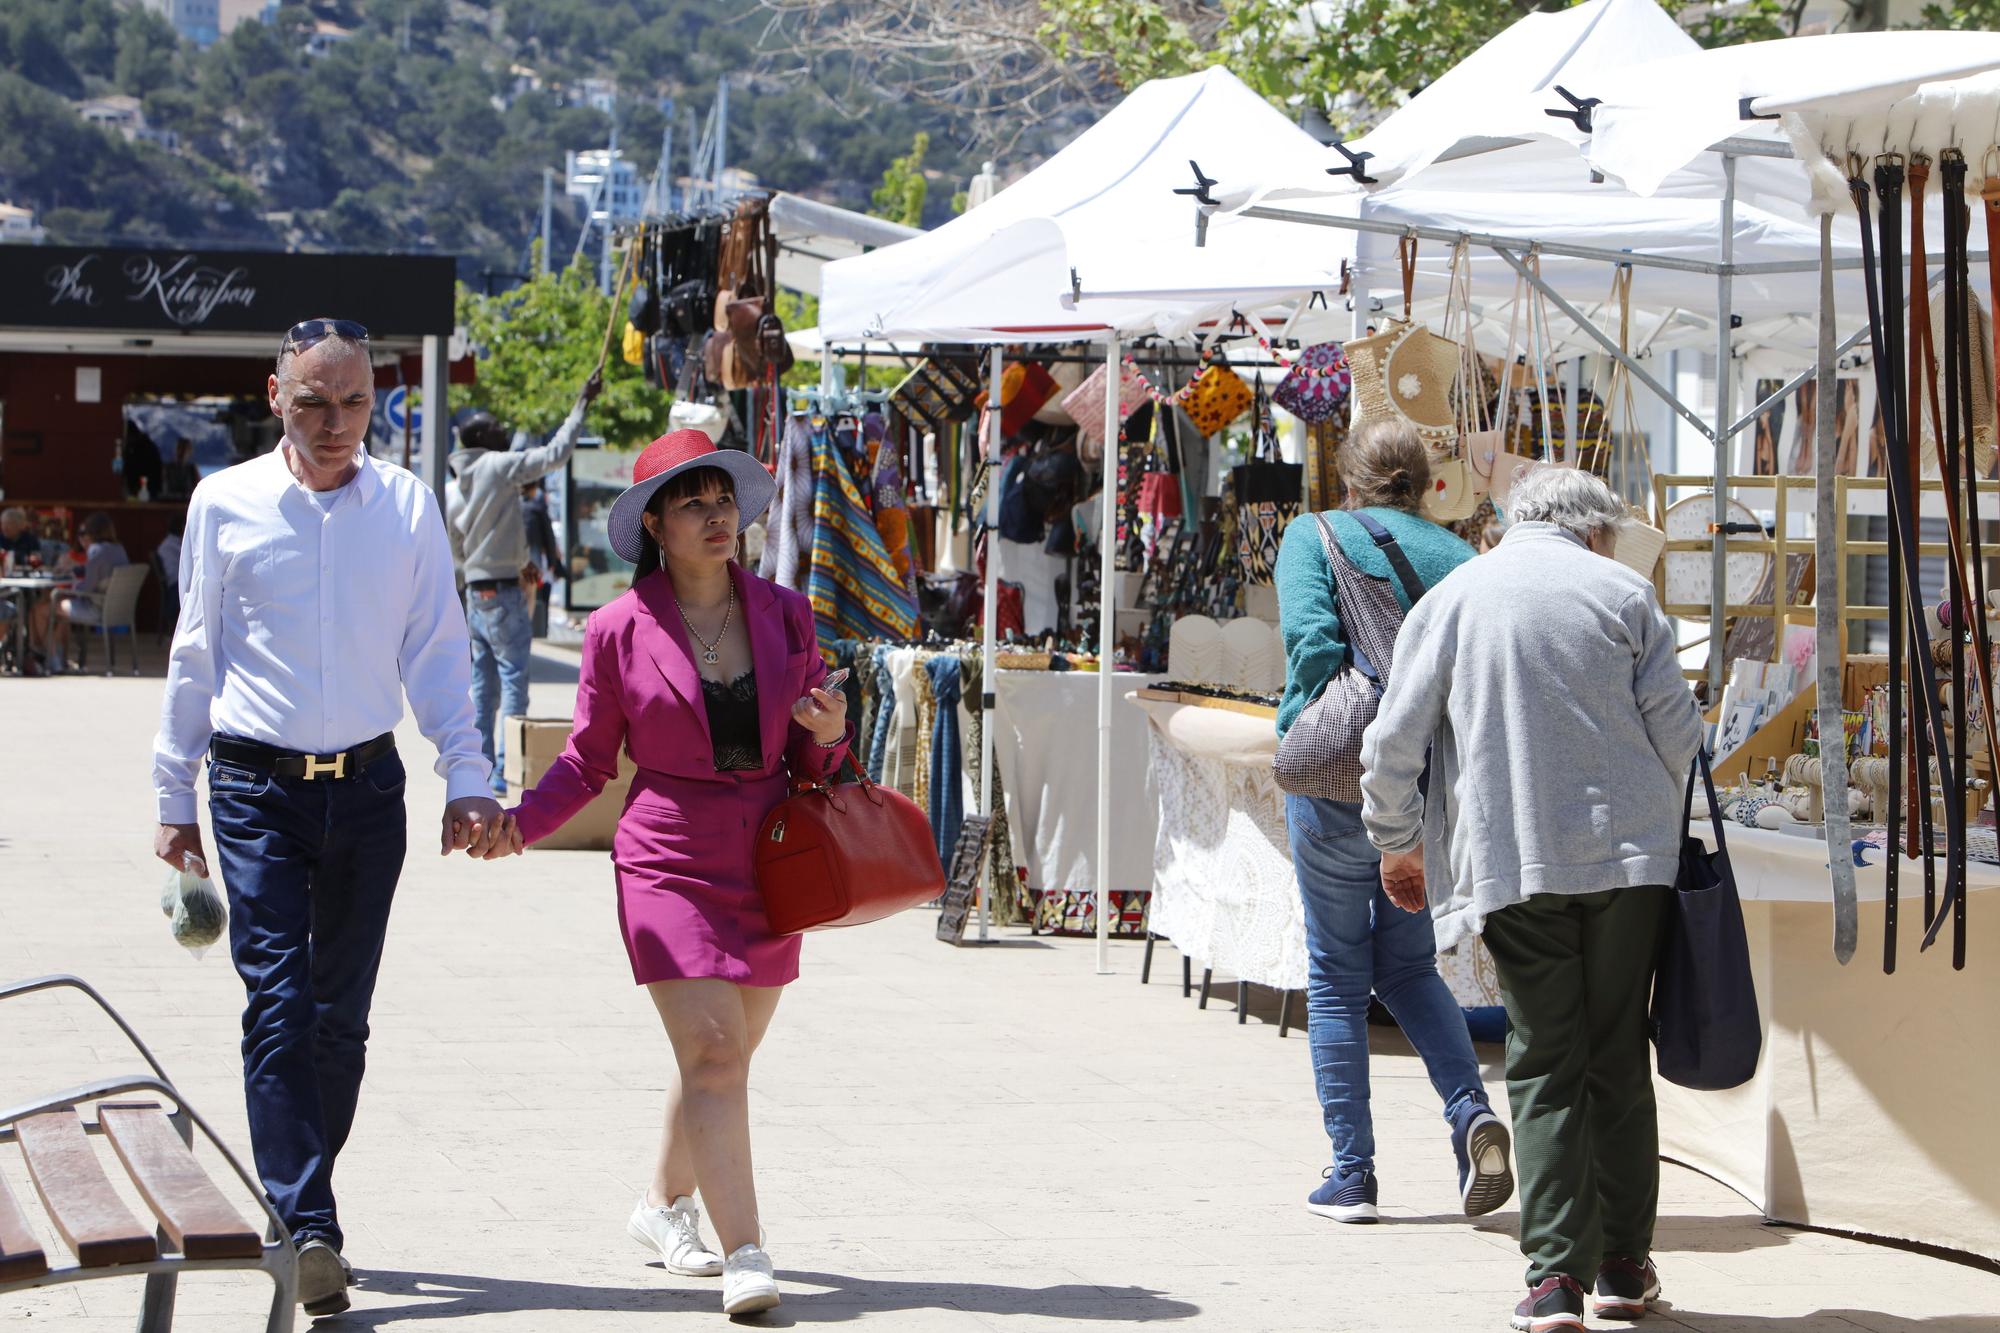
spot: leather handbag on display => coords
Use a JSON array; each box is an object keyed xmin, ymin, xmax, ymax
[
  {"xmin": 1653, "ymin": 751, "xmax": 1762, "ymax": 1090},
  {"xmin": 755, "ymin": 757, "xmax": 946, "ymax": 934},
  {"xmin": 1272, "ymin": 512, "xmax": 1426, "ymax": 802}
]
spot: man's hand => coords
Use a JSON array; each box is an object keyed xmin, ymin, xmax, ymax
[
  {"xmin": 1379, "ymin": 848, "xmax": 1427, "ymax": 914},
  {"xmin": 155, "ymin": 822, "xmax": 206, "ymax": 873},
  {"xmin": 581, "ymin": 368, "xmax": 604, "ymax": 405},
  {"xmin": 441, "ymin": 796, "xmax": 504, "ymax": 857},
  {"xmin": 472, "ymin": 813, "xmax": 525, "ymax": 860}
]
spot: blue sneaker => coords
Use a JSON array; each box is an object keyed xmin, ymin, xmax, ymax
[
  {"xmin": 1450, "ymin": 1099, "xmax": 1514, "ymax": 1217},
  {"xmin": 1306, "ymin": 1166, "xmax": 1379, "ymax": 1223}
]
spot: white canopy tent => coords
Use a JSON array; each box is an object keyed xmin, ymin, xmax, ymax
[
  {"xmin": 815, "ymin": 67, "xmax": 1344, "ymax": 969},
  {"xmin": 767, "ymin": 192, "xmax": 920, "ymax": 297}
]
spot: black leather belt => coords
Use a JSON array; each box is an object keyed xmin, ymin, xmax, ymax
[
  {"xmin": 466, "ymin": 577, "xmax": 509, "ymax": 594},
  {"xmin": 209, "ymin": 733, "xmax": 395, "ymax": 781}
]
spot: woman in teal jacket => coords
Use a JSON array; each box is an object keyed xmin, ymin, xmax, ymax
[{"xmin": 1275, "ymin": 419, "xmax": 1511, "ymax": 1225}]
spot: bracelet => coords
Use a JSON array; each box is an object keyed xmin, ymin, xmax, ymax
[{"xmin": 814, "ymin": 734, "xmax": 842, "ymax": 748}]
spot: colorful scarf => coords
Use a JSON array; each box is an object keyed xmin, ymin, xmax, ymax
[{"xmin": 808, "ymin": 424, "xmax": 919, "ymax": 654}]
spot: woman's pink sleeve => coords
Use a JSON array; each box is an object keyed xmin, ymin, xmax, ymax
[
  {"xmin": 512, "ymin": 616, "xmax": 627, "ymax": 845},
  {"xmin": 783, "ymin": 598, "xmax": 856, "ymax": 782}
]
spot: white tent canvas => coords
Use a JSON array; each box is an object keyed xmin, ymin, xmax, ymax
[{"xmin": 816, "ymin": 66, "xmax": 1337, "ymax": 343}]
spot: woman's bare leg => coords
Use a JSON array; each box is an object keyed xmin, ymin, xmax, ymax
[
  {"xmin": 646, "ymin": 985, "xmax": 782, "ymax": 1210},
  {"xmin": 646, "ymin": 979, "xmax": 786, "ymax": 1254}
]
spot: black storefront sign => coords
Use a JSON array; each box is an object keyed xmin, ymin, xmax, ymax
[{"xmin": 0, "ymin": 245, "xmax": 456, "ymax": 337}]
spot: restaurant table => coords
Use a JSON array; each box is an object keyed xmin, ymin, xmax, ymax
[
  {"xmin": 1660, "ymin": 820, "xmax": 2000, "ymax": 1262},
  {"xmin": 0, "ymin": 576, "xmax": 68, "ymax": 673}
]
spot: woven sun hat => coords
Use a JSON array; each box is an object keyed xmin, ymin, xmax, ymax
[{"xmin": 607, "ymin": 429, "xmax": 776, "ymax": 564}]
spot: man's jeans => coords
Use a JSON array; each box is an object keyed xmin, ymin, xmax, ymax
[
  {"xmin": 1285, "ymin": 794, "xmax": 1487, "ymax": 1176},
  {"xmin": 208, "ymin": 747, "xmax": 408, "ymax": 1248},
  {"xmin": 467, "ymin": 583, "xmax": 531, "ymax": 790}
]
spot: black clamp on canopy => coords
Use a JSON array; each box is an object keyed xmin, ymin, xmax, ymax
[
  {"xmin": 1172, "ymin": 160, "xmax": 1219, "ymax": 206},
  {"xmin": 1325, "ymin": 142, "xmax": 1377, "ymax": 185},
  {"xmin": 1545, "ymin": 85, "xmax": 1601, "ymax": 133}
]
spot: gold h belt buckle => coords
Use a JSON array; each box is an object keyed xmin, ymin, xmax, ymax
[{"xmin": 302, "ymin": 752, "xmax": 348, "ymax": 781}]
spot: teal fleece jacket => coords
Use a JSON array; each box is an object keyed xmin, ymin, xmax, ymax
[{"xmin": 1274, "ymin": 506, "xmax": 1477, "ymax": 739}]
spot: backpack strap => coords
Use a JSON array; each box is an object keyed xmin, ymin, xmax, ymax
[
  {"xmin": 1346, "ymin": 510, "xmax": 1428, "ymax": 607},
  {"xmin": 1311, "ymin": 513, "xmax": 1380, "ymax": 684}
]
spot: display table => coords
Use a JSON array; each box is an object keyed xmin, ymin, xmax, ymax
[
  {"xmin": 1662, "ymin": 821, "xmax": 2000, "ymax": 1262},
  {"xmin": 1130, "ymin": 691, "xmax": 1502, "ymax": 1012},
  {"xmin": 990, "ymin": 670, "xmax": 1161, "ymax": 900}
]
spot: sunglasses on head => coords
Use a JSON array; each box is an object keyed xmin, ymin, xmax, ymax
[{"xmin": 281, "ymin": 319, "xmax": 370, "ymax": 356}]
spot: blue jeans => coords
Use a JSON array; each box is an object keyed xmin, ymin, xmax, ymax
[
  {"xmin": 1285, "ymin": 795, "xmax": 1487, "ymax": 1176},
  {"xmin": 467, "ymin": 584, "xmax": 532, "ymax": 790},
  {"xmin": 208, "ymin": 746, "xmax": 409, "ymax": 1248}
]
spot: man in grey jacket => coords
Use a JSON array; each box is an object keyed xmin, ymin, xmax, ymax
[
  {"xmin": 447, "ymin": 370, "xmax": 599, "ymax": 793},
  {"xmin": 1359, "ymin": 466, "xmax": 1704, "ymax": 1333}
]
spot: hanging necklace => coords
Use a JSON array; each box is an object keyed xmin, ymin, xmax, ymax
[{"xmin": 678, "ymin": 585, "xmax": 734, "ymax": 665}]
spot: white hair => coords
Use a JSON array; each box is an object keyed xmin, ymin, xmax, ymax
[
  {"xmin": 0, "ymin": 507, "xmax": 25, "ymax": 528},
  {"xmin": 1507, "ymin": 465, "xmax": 1627, "ymax": 542}
]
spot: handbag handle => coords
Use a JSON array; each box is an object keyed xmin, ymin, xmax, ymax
[{"xmin": 1685, "ymin": 748, "xmax": 1730, "ymax": 859}]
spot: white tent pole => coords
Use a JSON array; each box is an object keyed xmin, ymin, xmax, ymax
[
  {"xmin": 1710, "ymin": 154, "xmax": 1737, "ymax": 697},
  {"xmin": 1096, "ymin": 335, "xmax": 1120, "ymax": 975},
  {"xmin": 979, "ymin": 345, "xmax": 1002, "ymax": 942}
]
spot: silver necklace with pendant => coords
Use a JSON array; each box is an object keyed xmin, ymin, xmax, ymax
[{"xmin": 678, "ymin": 585, "xmax": 734, "ymax": 665}]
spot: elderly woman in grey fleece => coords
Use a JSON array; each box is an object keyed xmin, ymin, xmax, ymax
[{"xmin": 1358, "ymin": 466, "xmax": 1703, "ymax": 1333}]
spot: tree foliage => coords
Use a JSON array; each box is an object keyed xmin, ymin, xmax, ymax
[
  {"xmin": 870, "ymin": 131, "xmax": 929, "ymax": 229},
  {"xmin": 457, "ymin": 250, "xmax": 670, "ymax": 446}
]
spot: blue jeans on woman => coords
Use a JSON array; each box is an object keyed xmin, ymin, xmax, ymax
[{"xmin": 1286, "ymin": 794, "xmax": 1488, "ymax": 1176}]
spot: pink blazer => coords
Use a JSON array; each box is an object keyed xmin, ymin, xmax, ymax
[{"xmin": 513, "ymin": 564, "xmax": 852, "ymax": 846}]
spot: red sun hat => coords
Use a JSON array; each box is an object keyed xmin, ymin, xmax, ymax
[{"xmin": 606, "ymin": 428, "xmax": 776, "ymax": 564}]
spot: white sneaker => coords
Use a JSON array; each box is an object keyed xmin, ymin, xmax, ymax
[
  {"xmin": 627, "ymin": 1195, "xmax": 724, "ymax": 1277},
  {"xmin": 721, "ymin": 1243, "xmax": 780, "ymax": 1316}
]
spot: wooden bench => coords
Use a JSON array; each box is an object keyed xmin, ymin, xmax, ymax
[{"xmin": 0, "ymin": 975, "xmax": 296, "ymax": 1331}]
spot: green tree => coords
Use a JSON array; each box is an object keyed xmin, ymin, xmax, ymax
[
  {"xmin": 870, "ymin": 131, "xmax": 929, "ymax": 229},
  {"xmin": 457, "ymin": 249, "xmax": 671, "ymax": 447}
]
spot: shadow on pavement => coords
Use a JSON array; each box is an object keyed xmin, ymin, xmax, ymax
[
  {"xmin": 1653, "ymin": 1307, "xmax": 2000, "ymax": 1330},
  {"xmin": 336, "ymin": 1268, "xmax": 1201, "ymax": 1325}
]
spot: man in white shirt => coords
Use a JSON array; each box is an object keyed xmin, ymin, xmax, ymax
[{"xmin": 151, "ymin": 317, "xmax": 503, "ymax": 1318}]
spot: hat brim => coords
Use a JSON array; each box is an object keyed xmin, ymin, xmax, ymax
[{"xmin": 607, "ymin": 448, "xmax": 776, "ymax": 565}]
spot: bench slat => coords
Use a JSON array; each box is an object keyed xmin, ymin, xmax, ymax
[
  {"xmin": 16, "ymin": 1111, "xmax": 157, "ymax": 1268},
  {"xmin": 0, "ymin": 1169, "xmax": 49, "ymax": 1284},
  {"xmin": 99, "ymin": 1105, "xmax": 259, "ymax": 1261}
]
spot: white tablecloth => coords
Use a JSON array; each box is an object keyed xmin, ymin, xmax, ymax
[
  {"xmin": 1132, "ymin": 693, "xmax": 1502, "ymax": 1009},
  {"xmin": 991, "ymin": 670, "xmax": 1161, "ymax": 895}
]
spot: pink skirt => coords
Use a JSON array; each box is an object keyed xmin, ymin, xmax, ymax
[{"xmin": 612, "ymin": 768, "xmax": 802, "ymax": 987}]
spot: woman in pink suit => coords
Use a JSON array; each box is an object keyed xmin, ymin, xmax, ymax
[{"xmin": 495, "ymin": 428, "xmax": 850, "ymax": 1317}]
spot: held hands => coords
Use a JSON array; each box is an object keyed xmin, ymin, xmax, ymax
[
  {"xmin": 441, "ymin": 796, "xmax": 522, "ymax": 860},
  {"xmin": 791, "ymin": 685, "xmax": 848, "ymax": 747},
  {"xmin": 1379, "ymin": 848, "xmax": 1427, "ymax": 914}
]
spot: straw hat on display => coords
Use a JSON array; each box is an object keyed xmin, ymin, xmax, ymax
[{"xmin": 606, "ymin": 429, "xmax": 776, "ymax": 564}]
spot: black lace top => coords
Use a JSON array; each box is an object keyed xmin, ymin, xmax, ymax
[{"xmin": 701, "ymin": 670, "xmax": 763, "ymax": 772}]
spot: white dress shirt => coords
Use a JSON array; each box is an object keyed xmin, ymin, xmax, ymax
[{"xmin": 153, "ymin": 444, "xmax": 491, "ymax": 824}]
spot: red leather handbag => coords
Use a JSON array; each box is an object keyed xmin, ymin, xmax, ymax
[{"xmin": 754, "ymin": 759, "xmax": 944, "ymax": 934}]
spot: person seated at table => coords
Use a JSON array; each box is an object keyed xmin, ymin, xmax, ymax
[
  {"xmin": 0, "ymin": 507, "xmax": 38, "ymax": 565},
  {"xmin": 44, "ymin": 512, "xmax": 131, "ymax": 672}
]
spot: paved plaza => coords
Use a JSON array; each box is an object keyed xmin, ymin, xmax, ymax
[{"xmin": 3, "ymin": 653, "xmax": 1999, "ymax": 1331}]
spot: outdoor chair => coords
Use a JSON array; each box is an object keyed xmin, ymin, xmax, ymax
[
  {"xmin": 0, "ymin": 975, "xmax": 296, "ymax": 1331},
  {"xmin": 72, "ymin": 563, "xmax": 148, "ymax": 676}
]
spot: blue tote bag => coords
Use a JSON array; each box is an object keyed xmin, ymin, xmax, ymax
[{"xmin": 1651, "ymin": 750, "xmax": 1763, "ymax": 1091}]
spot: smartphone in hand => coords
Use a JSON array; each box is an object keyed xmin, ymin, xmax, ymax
[{"xmin": 820, "ymin": 667, "xmax": 851, "ymax": 692}]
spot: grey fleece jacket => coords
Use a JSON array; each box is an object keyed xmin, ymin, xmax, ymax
[
  {"xmin": 1358, "ymin": 522, "xmax": 1704, "ymax": 952},
  {"xmin": 446, "ymin": 399, "xmax": 586, "ymax": 583}
]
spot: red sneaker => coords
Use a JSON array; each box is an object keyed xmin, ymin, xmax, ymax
[{"xmin": 1511, "ymin": 1275, "xmax": 1586, "ymax": 1332}]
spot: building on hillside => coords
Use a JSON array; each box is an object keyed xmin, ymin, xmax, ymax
[
  {"xmin": 573, "ymin": 77, "xmax": 618, "ymax": 114},
  {"xmin": 566, "ymin": 150, "xmax": 644, "ymax": 223},
  {"xmin": 219, "ymin": 0, "xmax": 277, "ymax": 35},
  {"xmin": 0, "ymin": 203, "xmax": 44, "ymax": 244},
  {"xmin": 304, "ymin": 20, "xmax": 354, "ymax": 58},
  {"xmin": 143, "ymin": 0, "xmax": 220, "ymax": 47},
  {"xmin": 74, "ymin": 95, "xmax": 180, "ymax": 151}
]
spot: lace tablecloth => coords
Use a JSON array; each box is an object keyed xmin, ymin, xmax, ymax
[{"xmin": 1134, "ymin": 694, "xmax": 1500, "ymax": 1009}]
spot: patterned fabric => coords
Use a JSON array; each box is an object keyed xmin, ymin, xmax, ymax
[
  {"xmin": 1304, "ymin": 416, "xmax": 1347, "ymax": 513},
  {"xmin": 926, "ymin": 655, "xmax": 964, "ymax": 865},
  {"xmin": 1033, "ymin": 888, "xmax": 1151, "ymax": 938},
  {"xmin": 958, "ymin": 648, "xmax": 1024, "ymax": 927},
  {"xmin": 808, "ymin": 423, "xmax": 920, "ymax": 654},
  {"xmin": 864, "ymin": 646, "xmax": 896, "ymax": 781},
  {"xmin": 760, "ymin": 415, "xmax": 815, "ymax": 592},
  {"xmin": 909, "ymin": 659, "xmax": 937, "ymax": 816}
]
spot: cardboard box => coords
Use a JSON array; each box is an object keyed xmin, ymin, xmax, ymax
[{"xmin": 502, "ymin": 715, "xmax": 635, "ymax": 852}]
